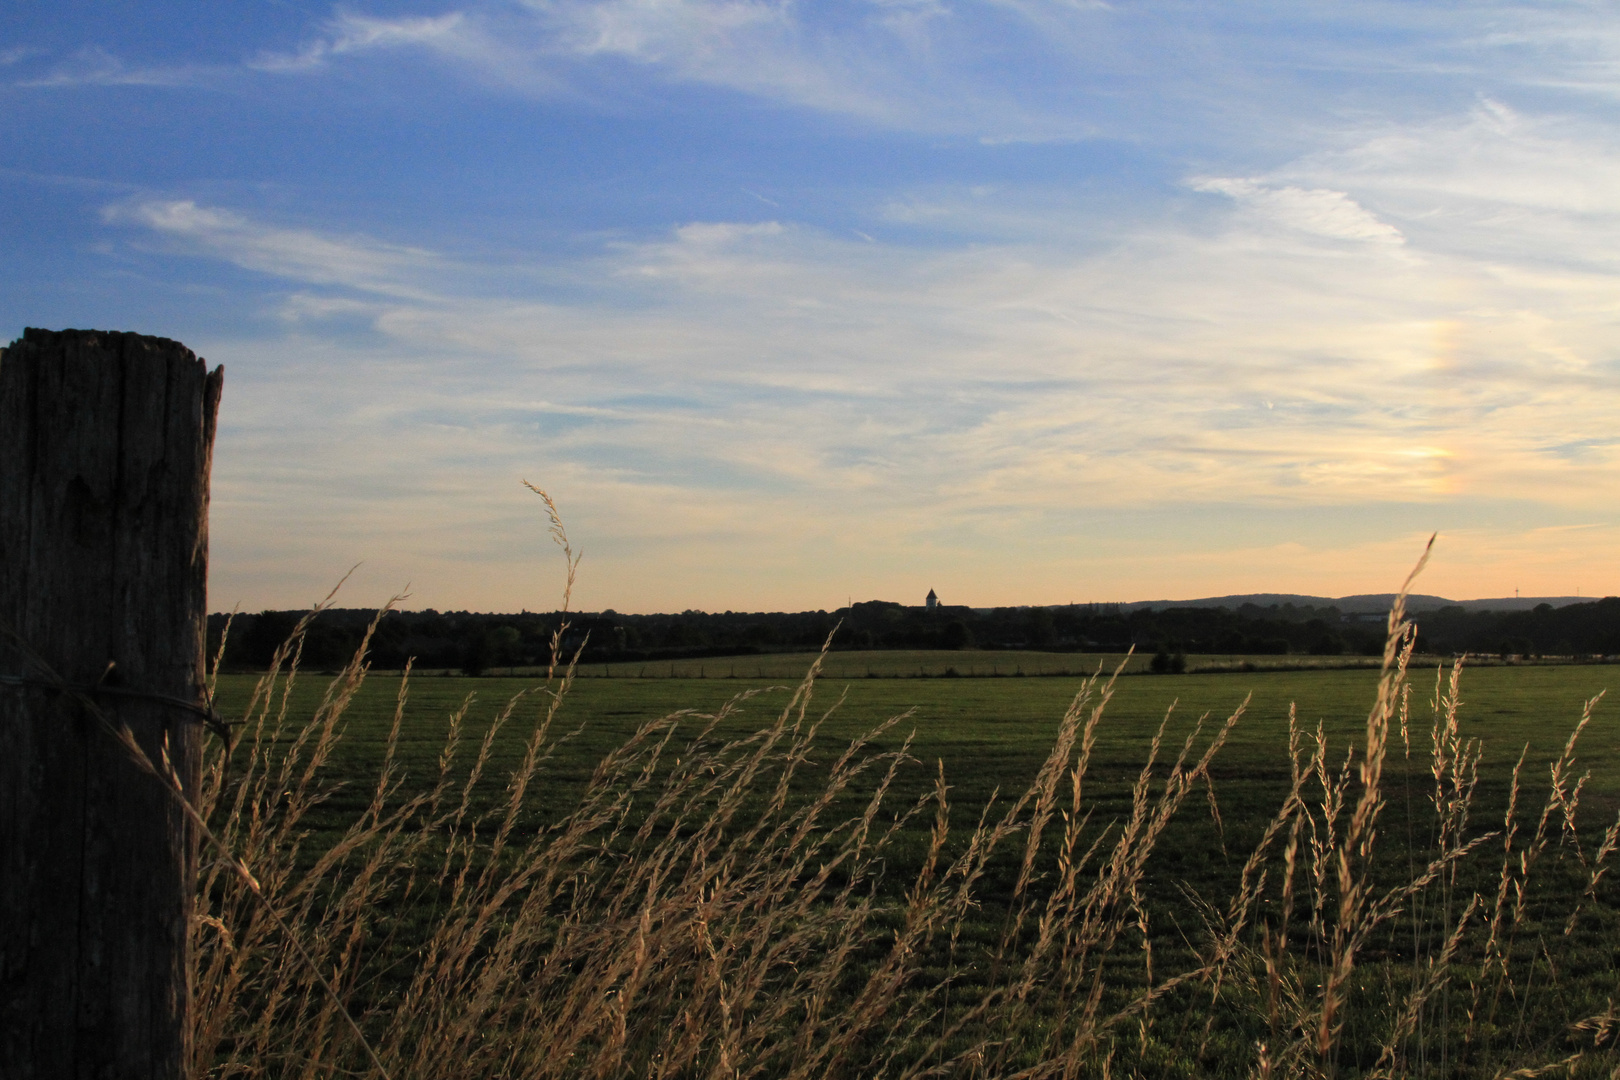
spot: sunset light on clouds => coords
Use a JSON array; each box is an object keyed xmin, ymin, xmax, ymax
[{"xmin": 5, "ymin": 1, "xmax": 1619, "ymax": 612}]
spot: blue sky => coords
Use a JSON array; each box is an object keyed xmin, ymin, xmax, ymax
[{"xmin": 5, "ymin": 1, "xmax": 1620, "ymax": 613}]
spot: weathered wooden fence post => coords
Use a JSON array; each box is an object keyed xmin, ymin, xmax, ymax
[{"xmin": 0, "ymin": 328, "xmax": 222, "ymax": 1079}]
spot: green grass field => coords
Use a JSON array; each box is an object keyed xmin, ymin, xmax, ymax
[
  {"xmin": 211, "ymin": 654, "xmax": 1620, "ymax": 813},
  {"xmin": 208, "ymin": 653, "xmax": 1620, "ymax": 919},
  {"xmin": 396, "ymin": 647, "xmax": 1413, "ymax": 682},
  {"xmin": 199, "ymin": 649, "xmax": 1620, "ymax": 1078}
]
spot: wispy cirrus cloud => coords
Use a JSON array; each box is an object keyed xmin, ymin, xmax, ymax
[
  {"xmin": 541, "ymin": 0, "xmax": 933, "ymax": 121},
  {"xmin": 27, "ymin": 1, "xmax": 1620, "ymax": 149},
  {"xmin": 251, "ymin": 8, "xmax": 586, "ymax": 96},
  {"xmin": 109, "ymin": 162, "xmax": 1620, "ymax": 543},
  {"xmin": 15, "ymin": 45, "xmax": 214, "ymax": 88},
  {"xmin": 103, "ymin": 199, "xmax": 446, "ymax": 300},
  {"xmin": 106, "ymin": 167, "xmax": 1620, "ymax": 608},
  {"xmin": 228, "ymin": 1, "xmax": 1620, "ymax": 140},
  {"xmin": 241, "ymin": 1, "xmax": 1082, "ymax": 134},
  {"xmin": 1275, "ymin": 101, "xmax": 1620, "ymax": 274},
  {"xmin": 1189, "ymin": 178, "xmax": 1406, "ymax": 245},
  {"xmin": 249, "ymin": 12, "xmax": 473, "ymax": 73}
]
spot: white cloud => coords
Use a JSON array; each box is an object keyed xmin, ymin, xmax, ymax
[
  {"xmin": 23, "ymin": 0, "xmax": 1620, "ymax": 152},
  {"xmin": 1274, "ymin": 102, "xmax": 1620, "ymax": 274},
  {"xmin": 535, "ymin": 0, "xmax": 962, "ymax": 124},
  {"xmin": 559, "ymin": 0, "xmax": 785, "ymax": 61},
  {"xmin": 235, "ymin": 0, "xmax": 1074, "ymax": 134},
  {"xmin": 106, "ymin": 0, "xmax": 1598, "ymax": 151},
  {"xmin": 277, "ymin": 293, "xmax": 388, "ymax": 323},
  {"xmin": 127, "ymin": 188, "xmax": 1620, "ymax": 538},
  {"xmin": 1191, "ymin": 178, "xmax": 1405, "ymax": 245},
  {"xmin": 17, "ymin": 45, "xmax": 210, "ymax": 88},
  {"xmin": 253, "ymin": 8, "xmax": 589, "ymax": 95},
  {"xmin": 250, "ymin": 12, "xmax": 477, "ymax": 73},
  {"xmin": 103, "ymin": 200, "xmax": 444, "ymax": 299}
]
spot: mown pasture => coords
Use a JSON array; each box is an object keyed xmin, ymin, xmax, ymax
[
  {"xmin": 210, "ymin": 655, "xmax": 1620, "ymax": 819},
  {"xmin": 397, "ymin": 647, "xmax": 1406, "ymax": 681}
]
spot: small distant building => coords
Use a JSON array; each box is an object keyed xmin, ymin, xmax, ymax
[{"xmin": 925, "ymin": 589, "xmax": 939, "ymax": 610}]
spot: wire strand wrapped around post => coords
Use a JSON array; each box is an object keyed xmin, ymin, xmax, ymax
[{"xmin": 0, "ymin": 671, "xmax": 231, "ymax": 739}]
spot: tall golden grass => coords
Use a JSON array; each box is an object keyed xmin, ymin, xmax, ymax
[{"xmin": 187, "ymin": 520, "xmax": 1620, "ymax": 1079}]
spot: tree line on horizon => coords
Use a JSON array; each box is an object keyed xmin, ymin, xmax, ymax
[{"xmin": 206, "ymin": 595, "xmax": 1620, "ymax": 673}]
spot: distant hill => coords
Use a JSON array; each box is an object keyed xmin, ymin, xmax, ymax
[{"xmin": 1121, "ymin": 593, "xmax": 1592, "ymax": 614}]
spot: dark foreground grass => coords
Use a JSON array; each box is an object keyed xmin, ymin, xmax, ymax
[{"xmin": 193, "ymin": 612, "xmax": 1620, "ymax": 1079}]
